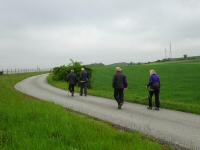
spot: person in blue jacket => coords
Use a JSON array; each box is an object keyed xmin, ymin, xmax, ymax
[{"xmin": 147, "ymin": 69, "xmax": 160, "ymax": 110}]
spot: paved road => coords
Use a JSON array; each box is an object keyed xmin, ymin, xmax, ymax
[{"xmin": 15, "ymin": 74, "xmax": 200, "ymax": 150}]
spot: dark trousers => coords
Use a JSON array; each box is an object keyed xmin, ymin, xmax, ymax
[
  {"xmin": 148, "ymin": 90, "xmax": 160, "ymax": 108},
  {"xmin": 68, "ymin": 84, "xmax": 75, "ymax": 95},
  {"xmin": 80, "ymin": 82, "xmax": 87, "ymax": 96},
  {"xmin": 114, "ymin": 88, "xmax": 124, "ymax": 104}
]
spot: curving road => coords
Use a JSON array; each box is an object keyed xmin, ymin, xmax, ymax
[{"xmin": 15, "ymin": 74, "xmax": 200, "ymax": 150}]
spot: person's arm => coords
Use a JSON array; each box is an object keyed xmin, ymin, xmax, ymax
[
  {"xmin": 86, "ymin": 72, "xmax": 89, "ymax": 82},
  {"xmin": 87, "ymin": 72, "xmax": 89, "ymax": 80},
  {"xmin": 124, "ymin": 75, "xmax": 128, "ymax": 88},
  {"xmin": 80, "ymin": 72, "xmax": 82, "ymax": 81},
  {"xmin": 75, "ymin": 74, "xmax": 77, "ymax": 85},
  {"xmin": 147, "ymin": 76, "xmax": 152, "ymax": 87},
  {"xmin": 112, "ymin": 75, "xmax": 115, "ymax": 88}
]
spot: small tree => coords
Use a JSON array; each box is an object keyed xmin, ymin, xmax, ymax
[
  {"xmin": 184, "ymin": 54, "xmax": 188, "ymax": 59},
  {"xmin": 52, "ymin": 59, "xmax": 92, "ymax": 88}
]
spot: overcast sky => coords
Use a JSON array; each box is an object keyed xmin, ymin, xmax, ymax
[{"xmin": 0, "ymin": 0, "xmax": 200, "ymax": 69}]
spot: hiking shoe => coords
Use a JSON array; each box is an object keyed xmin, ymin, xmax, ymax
[
  {"xmin": 147, "ymin": 106, "xmax": 152, "ymax": 110},
  {"xmin": 118, "ymin": 103, "xmax": 123, "ymax": 109},
  {"xmin": 118, "ymin": 103, "xmax": 121, "ymax": 109},
  {"xmin": 153, "ymin": 107, "xmax": 159, "ymax": 111}
]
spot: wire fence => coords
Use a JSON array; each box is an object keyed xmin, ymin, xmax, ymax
[{"xmin": 0, "ymin": 68, "xmax": 50, "ymax": 75}]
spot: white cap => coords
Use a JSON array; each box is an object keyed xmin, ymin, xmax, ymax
[{"xmin": 116, "ymin": 67, "xmax": 122, "ymax": 72}]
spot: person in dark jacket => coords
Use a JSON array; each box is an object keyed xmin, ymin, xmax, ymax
[
  {"xmin": 79, "ymin": 68, "xmax": 89, "ymax": 96},
  {"xmin": 112, "ymin": 67, "xmax": 128, "ymax": 109},
  {"xmin": 147, "ymin": 69, "xmax": 160, "ymax": 110},
  {"xmin": 67, "ymin": 69, "xmax": 77, "ymax": 96}
]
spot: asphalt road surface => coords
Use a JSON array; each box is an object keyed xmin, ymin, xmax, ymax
[{"xmin": 15, "ymin": 74, "xmax": 200, "ymax": 150}]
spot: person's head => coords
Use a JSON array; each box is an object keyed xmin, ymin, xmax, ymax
[
  {"xmin": 71, "ymin": 69, "xmax": 74, "ymax": 72},
  {"xmin": 149, "ymin": 69, "xmax": 156, "ymax": 76},
  {"xmin": 81, "ymin": 68, "xmax": 85, "ymax": 71},
  {"xmin": 115, "ymin": 67, "xmax": 122, "ymax": 73}
]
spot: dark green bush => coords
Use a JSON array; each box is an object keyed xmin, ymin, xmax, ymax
[{"xmin": 52, "ymin": 60, "xmax": 92, "ymax": 88}]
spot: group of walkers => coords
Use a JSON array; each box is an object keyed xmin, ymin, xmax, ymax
[
  {"xmin": 67, "ymin": 68, "xmax": 89, "ymax": 97},
  {"xmin": 67, "ymin": 67, "xmax": 160, "ymax": 110}
]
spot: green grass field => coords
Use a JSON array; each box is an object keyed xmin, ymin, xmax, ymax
[
  {"xmin": 0, "ymin": 73, "xmax": 169, "ymax": 150},
  {"xmin": 48, "ymin": 59, "xmax": 200, "ymax": 114}
]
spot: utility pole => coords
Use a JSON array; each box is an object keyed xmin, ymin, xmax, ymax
[
  {"xmin": 37, "ymin": 65, "xmax": 39, "ymax": 72},
  {"xmin": 169, "ymin": 41, "xmax": 172, "ymax": 59},
  {"xmin": 164, "ymin": 48, "xmax": 167, "ymax": 59}
]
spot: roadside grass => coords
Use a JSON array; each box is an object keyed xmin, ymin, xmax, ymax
[
  {"xmin": 0, "ymin": 73, "xmax": 169, "ymax": 150},
  {"xmin": 48, "ymin": 60, "xmax": 200, "ymax": 114}
]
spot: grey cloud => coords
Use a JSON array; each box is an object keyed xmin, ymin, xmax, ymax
[{"xmin": 0, "ymin": 0, "xmax": 200, "ymax": 68}]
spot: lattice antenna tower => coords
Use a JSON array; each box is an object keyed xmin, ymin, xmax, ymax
[{"xmin": 169, "ymin": 41, "xmax": 172, "ymax": 59}]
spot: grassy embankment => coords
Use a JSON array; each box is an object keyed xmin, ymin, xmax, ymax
[
  {"xmin": 0, "ymin": 73, "xmax": 169, "ymax": 149},
  {"xmin": 48, "ymin": 59, "xmax": 200, "ymax": 114}
]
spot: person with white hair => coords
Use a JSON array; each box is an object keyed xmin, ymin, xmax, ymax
[
  {"xmin": 79, "ymin": 68, "xmax": 89, "ymax": 96},
  {"xmin": 112, "ymin": 67, "xmax": 128, "ymax": 109},
  {"xmin": 67, "ymin": 69, "xmax": 77, "ymax": 97},
  {"xmin": 147, "ymin": 69, "xmax": 160, "ymax": 110}
]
